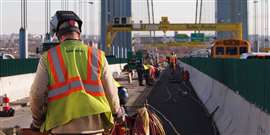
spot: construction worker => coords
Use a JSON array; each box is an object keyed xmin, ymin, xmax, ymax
[
  {"xmin": 113, "ymin": 79, "xmax": 129, "ymax": 106},
  {"xmin": 30, "ymin": 11, "xmax": 123, "ymax": 134},
  {"xmin": 136, "ymin": 59, "xmax": 145, "ymax": 86},
  {"xmin": 144, "ymin": 64, "xmax": 154, "ymax": 86},
  {"xmin": 169, "ymin": 51, "xmax": 177, "ymax": 73}
]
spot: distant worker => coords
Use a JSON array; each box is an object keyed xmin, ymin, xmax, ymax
[
  {"xmin": 144, "ymin": 64, "xmax": 156, "ymax": 86},
  {"xmin": 136, "ymin": 59, "xmax": 145, "ymax": 86},
  {"xmin": 147, "ymin": 64, "xmax": 158, "ymax": 81},
  {"xmin": 169, "ymin": 51, "xmax": 177, "ymax": 73},
  {"xmin": 30, "ymin": 11, "xmax": 123, "ymax": 134}
]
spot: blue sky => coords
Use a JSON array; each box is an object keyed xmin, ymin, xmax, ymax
[{"xmin": 0, "ymin": 0, "xmax": 268, "ymax": 36}]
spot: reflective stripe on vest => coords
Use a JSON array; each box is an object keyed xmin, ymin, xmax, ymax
[
  {"xmin": 47, "ymin": 46, "xmax": 67, "ymax": 83},
  {"xmin": 47, "ymin": 46, "xmax": 104, "ymax": 102},
  {"xmin": 87, "ymin": 47, "xmax": 101, "ymax": 83}
]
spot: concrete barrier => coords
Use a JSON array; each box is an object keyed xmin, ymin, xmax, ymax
[
  {"xmin": 180, "ymin": 61, "xmax": 270, "ymax": 135},
  {"xmin": 0, "ymin": 63, "xmax": 126, "ymax": 102}
]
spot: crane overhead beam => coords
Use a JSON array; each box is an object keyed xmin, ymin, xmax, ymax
[
  {"xmin": 143, "ymin": 42, "xmax": 211, "ymax": 49},
  {"xmin": 106, "ymin": 17, "xmax": 242, "ymax": 53},
  {"xmin": 108, "ymin": 23, "xmax": 242, "ymax": 32}
]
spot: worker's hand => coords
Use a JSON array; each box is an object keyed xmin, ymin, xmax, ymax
[{"xmin": 114, "ymin": 107, "xmax": 126, "ymax": 123}]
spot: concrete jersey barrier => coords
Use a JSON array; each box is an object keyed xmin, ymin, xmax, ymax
[
  {"xmin": 0, "ymin": 63, "xmax": 126, "ymax": 102},
  {"xmin": 180, "ymin": 61, "xmax": 270, "ymax": 135}
]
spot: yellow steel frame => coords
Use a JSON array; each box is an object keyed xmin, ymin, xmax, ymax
[
  {"xmin": 106, "ymin": 17, "xmax": 243, "ymax": 51},
  {"xmin": 142, "ymin": 42, "xmax": 211, "ymax": 49},
  {"xmin": 260, "ymin": 48, "xmax": 270, "ymax": 52}
]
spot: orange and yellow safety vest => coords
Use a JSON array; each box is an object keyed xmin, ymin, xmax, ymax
[{"xmin": 41, "ymin": 40, "xmax": 113, "ymax": 132}]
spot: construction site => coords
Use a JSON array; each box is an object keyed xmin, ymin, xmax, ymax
[{"xmin": 0, "ymin": 0, "xmax": 270, "ymax": 135}]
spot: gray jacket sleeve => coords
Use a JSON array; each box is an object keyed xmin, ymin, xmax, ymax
[
  {"xmin": 29, "ymin": 55, "xmax": 48, "ymax": 128},
  {"xmin": 101, "ymin": 56, "xmax": 120, "ymax": 114}
]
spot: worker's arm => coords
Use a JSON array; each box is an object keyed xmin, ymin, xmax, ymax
[
  {"xmin": 30, "ymin": 54, "xmax": 48, "ymax": 128},
  {"xmin": 101, "ymin": 54, "xmax": 120, "ymax": 114}
]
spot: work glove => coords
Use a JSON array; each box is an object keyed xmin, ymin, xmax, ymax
[{"xmin": 114, "ymin": 106, "xmax": 126, "ymax": 123}]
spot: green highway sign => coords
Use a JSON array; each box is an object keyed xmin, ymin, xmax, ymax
[
  {"xmin": 175, "ymin": 34, "xmax": 189, "ymax": 42},
  {"xmin": 191, "ymin": 33, "xmax": 205, "ymax": 42}
]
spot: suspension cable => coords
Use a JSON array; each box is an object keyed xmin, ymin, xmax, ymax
[
  {"xmin": 267, "ymin": 0, "xmax": 269, "ymax": 48},
  {"xmin": 265, "ymin": 0, "xmax": 269, "ymax": 48},
  {"xmin": 151, "ymin": 0, "xmax": 155, "ymax": 37},
  {"xmin": 194, "ymin": 0, "xmax": 199, "ymax": 33},
  {"xmin": 45, "ymin": 0, "xmax": 47, "ymax": 34},
  {"xmin": 261, "ymin": 0, "xmax": 265, "ymax": 48},
  {"xmin": 199, "ymin": 0, "xmax": 203, "ymax": 24},
  {"xmin": 195, "ymin": 0, "xmax": 199, "ymax": 24},
  {"xmin": 146, "ymin": 0, "xmax": 152, "ymax": 37},
  {"xmin": 198, "ymin": 0, "xmax": 203, "ymax": 33}
]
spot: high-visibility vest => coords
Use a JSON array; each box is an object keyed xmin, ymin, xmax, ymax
[
  {"xmin": 113, "ymin": 79, "xmax": 121, "ymax": 88},
  {"xmin": 41, "ymin": 40, "xmax": 113, "ymax": 132},
  {"xmin": 143, "ymin": 64, "xmax": 149, "ymax": 70}
]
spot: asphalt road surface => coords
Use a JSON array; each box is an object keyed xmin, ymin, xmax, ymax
[{"xmin": 147, "ymin": 67, "xmax": 219, "ymax": 135}]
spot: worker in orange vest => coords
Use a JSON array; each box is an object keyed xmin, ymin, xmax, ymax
[
  {"xmin": 30, "ymin": 11, "xmax": 123, "ymax": 134},
  {"xmin": 169, "ymin": 51, "xmax": 177, "ymax": 73}
]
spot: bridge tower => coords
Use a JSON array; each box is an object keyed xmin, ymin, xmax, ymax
[
  {"xmin": 101, "ymin": 0, "xmax": 132, "ymax": 57},
  {"xmin": 216, "ymin": 0, "xmax": 248, "ymax": 40},
  {"xmin": 19, "ymin": 0, "xmax": 28, "ymax": 59}
]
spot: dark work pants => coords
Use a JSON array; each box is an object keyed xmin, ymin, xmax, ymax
[
  {"xmin": 144, "ymin": 69, "xmax": 151, "ymax": 85},
  {"xmin": 137, "ymin": 69, "xmax": 144, "ymax": 85}
]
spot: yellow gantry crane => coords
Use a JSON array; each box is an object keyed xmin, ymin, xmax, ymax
[{"xmin": 106, "ymin": 17, "xmax": 243, "ymax": 53}]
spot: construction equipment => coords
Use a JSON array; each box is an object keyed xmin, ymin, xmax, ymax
[{"xmin": 106, "ymin": 17, "xmax": 243, "ymax": 53}]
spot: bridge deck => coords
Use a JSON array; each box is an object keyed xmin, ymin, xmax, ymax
[
  {"xmin": 147, "ymin": 67, "xmax": 219, "ymax": 135},
  {"xmin": 0, "ymin": 67, "xmax": 219, "ymax": 135}
]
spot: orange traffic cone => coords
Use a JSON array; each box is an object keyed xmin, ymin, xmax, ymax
[
  {"xmin": 3, "ymin": 94, "xmax": 11, "ymax": 111},
  {"xmin": 0, "ymin": 94, "xmax": 15, "ymax": 117}
]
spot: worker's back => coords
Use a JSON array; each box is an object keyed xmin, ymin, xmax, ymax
[
  {"xmin": 42, "ymin": 40, "xmax": 113, "ymax": 132},
  {"xmin": 30, "ymin": 10, "xmax": 121, "ymax": 134}
]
